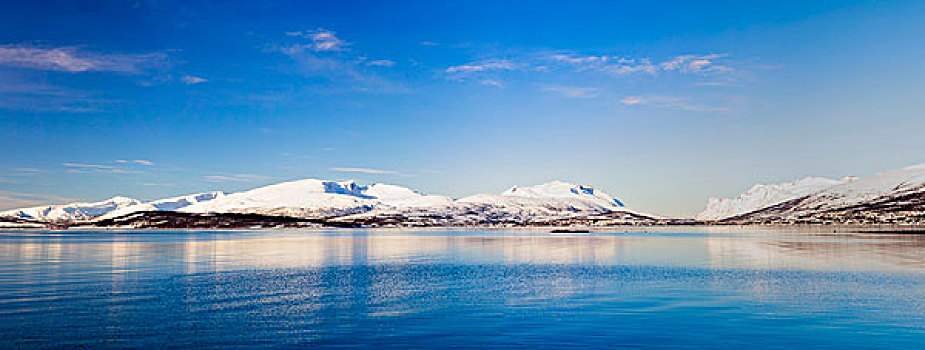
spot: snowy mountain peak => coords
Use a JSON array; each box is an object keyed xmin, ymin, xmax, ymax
[
  {"xmin": 502, "ymin": 180, "xmax": 625, "ymax": 207},
  {"xmin": 179, "ymin": 178, "xmax": 453, "ymax": 216},
  {"xmin": 697, "ymin": 176, "xmax": 847, "ymax": 220},
  {"xmin": 109, "ymin": 196, "xmax": 140, "ymax": 204}
]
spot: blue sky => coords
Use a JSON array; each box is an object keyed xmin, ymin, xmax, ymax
[{"xmin": 1, "ymin": 0, "xmax": 924, "ymax": 216}]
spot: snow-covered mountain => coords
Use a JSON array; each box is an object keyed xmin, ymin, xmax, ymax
[
  {"xmin": 4, "ymin": 179, "xmax": 641, "ymax": 226},
  {"xmin": 179, "ymin": 179, "xmax": 453, "ymax": 218},
  {"xmin": 146, "ymin": 179, "xmax": 650, "ymax": 226},
  {"xmin": 332, "ymin": 180, "xmax": 656, "ymax": 226},
  {"xmin": 697, "ymin": 177, "xmax": 850, "ymax": 220},
  {"xmin": 8, "ymin": 163, "xmax": 925, "ymax": 228},
  {"xmin": 95, "ymin": 191, "xmax": 225, "ymax": 220},
  {"xmin": 727, "ymin": 164, "xmax": 925, "ymax": 224},
  {"xmin": 1, "ymin": 196, "xmax": 142, "ymax": 222},
  {"xmin": 0, "ymin": 192, "xmax": 225, "ymax": 223},
  {"xmin": 458, "ymin": 180, "xmax": 626, "ymax": 215}
]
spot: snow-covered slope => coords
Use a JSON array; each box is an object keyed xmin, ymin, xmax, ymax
[
  {"xmin": 802, "ymin": 164, "xmax": 925, "ymax": 211},
  {"xmin": 697, "ymin": 177, "xmax": 848, "ymax": 220},
  {"xmin": 364, "ymin": 183, "xmax": 454, "ymax": 208},
  {"xmin": 729, "ymin": 164, "xmax": 925, "ymax": 224},
  {"xmin": 457, "ymin": 180, "xmax": 628, "ymax": 215},
  {"xmin": 334, "ymin": 180, "xmax": 657, "ymax": 226},
  {"xmin": 96, "ymin": 191, "xmax": 225, "ymax": 220},
  {"xmin": 179, "ymin": 179, "xmax": 452, "ymax": 218},
  {"xmin": 1, "ymin": 196, "xmax": 141, "ymax": 222},
  {"xmin": 502, "ymin": 181, "xmax": 624, "ymax": 207}
]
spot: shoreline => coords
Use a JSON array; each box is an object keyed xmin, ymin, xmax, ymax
[{"xmin": 3, "ymin": 223, "xmax": 925, "ymax": 234}]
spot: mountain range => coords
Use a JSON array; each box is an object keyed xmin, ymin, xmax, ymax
[
  {"xmin": 0, "ymin": 180, "xmax": 663, "ymax": 228},
  {"xmin": 2, "ymin": 163, "xmax": 924, "ymax": 228},
  {"xmin": 713, "ymin": 164, "xmax": 925, "ymax": 225}
]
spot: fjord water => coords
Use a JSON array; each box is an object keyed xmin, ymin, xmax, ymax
[{"xmin": 1, "ymin": 228, "xmax": 924, "ymax": 348}]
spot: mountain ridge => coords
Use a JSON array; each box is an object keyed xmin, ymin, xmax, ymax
[
  {"xmin": 3, "ymin": 179, "xmax": 651, "ymax": 227},
  {"xmin": 5, "ymin": 163, "xmax": 925, "ymax": 228}
]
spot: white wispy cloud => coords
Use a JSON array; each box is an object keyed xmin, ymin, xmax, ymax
[
  {"xmin": 620, "ymin": 95, "xmax": 731, "ymax": 112},
  {"xmin": 203, "ymin": 173, "xmax": 270, "ymax": 182},
  {"xmin": 542, "ymin": 85, "xmax": 599, "ymax": 98},
  {"xmin": 61, "ymin": 162, "xmax": 141, "ymax": 174},
  {"xmin": 445, "ymin": 59, "xmax": 517, "ymax": 74},
  {"xmin": 660, "ymin": 54, "xmax": 731, "ymax": 75},
  {"xmin": 551, "ymin": 52, "xmax": 733, "ymax": 76},
  {"xmin": 480, "ymin": 79, "xmax": 503, "ymax": 87},
  {"xmin": 366, "ymin": 59, "xmax": 394, "ymax": 67},
  {"xmin": 63, "ymin": 162, "xmax": 116, "ymax": 169},
  {"xmin": 276, "ymin": 30, "xmax": 404, "ymax": 93},
  {"xmin": 0, "ymin": 45, "xmax": 169, "ymax": 73},
  {"xmin": 552, "ymin": 54, "xmax": 658, "ymax": 75},
  {"xmin": 619, "ymin": 96, "xmax": 644, "ymax": 106},
  {"xmin": 331, "ymin": 167, "xmax": 397, "ymax": 174},
  {"xmin": 444, "ymin": 59, "xmax": 520, "ymax": 83},
  {"xmin": 286, "ymin": 28, "xmax": 350, "ymax": 52},
  {"xmin": 444, "ymin": 52, "xmax": 738, "ymax": 87},
  {"xmin": 0, "ymin": 46, "xmax": 170, "ymax": 112},
  {"xmin": 114, "ymin": 159, "xmax": 154, "ymax": 165},
  {"xmin": 181, "ymin": 75, "xmax": 208, "ymax": 84},
  {"xmin": 13, "ymin": 168, "xmax": 41, "ymax": 173}
]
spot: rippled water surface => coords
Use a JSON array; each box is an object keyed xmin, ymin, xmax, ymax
[{"xmin": 2, "ymin": 228, "xmax": 925, "ymax": 348}]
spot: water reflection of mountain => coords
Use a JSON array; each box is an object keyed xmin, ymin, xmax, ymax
[
  {"xmin": 4, "ymin": 230, "xmax": 924, "ymax": 279},
  {"xmin": 707, "ymin": 233, "xmax": 925, "ymax": 273},
  {"xmin": 2, "ymin": 232, "xmax": 714, "ymax": 276}
]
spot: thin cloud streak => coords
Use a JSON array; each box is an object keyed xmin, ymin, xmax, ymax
[
  {"xmin": 620, "ymin": 95, "xmax": 731, "ymax": 112},
  {"xmin": 445, "ymin": 59, "xmax": 517, "ymax": 74},
  {"xmin": 203, "ymin": 174, "xmax": 270, "ymax": 182},
  {"xmin": 115, "ymin": 159, "xmax": 154, "ymax": 166},
  {"xmin": 366, "ymin": 59, "xmax": 394, "ymax": 67},
  {"xmin": 443, "ymin": 51, "xmax": 740, "ymax": 86},
  {"xmin": 61, "ymin": 162, "xmax": 141, "ymax": 174},
  {"xmin": 552, "ymin": 54, "xmax": 658, "ymax": 75},
  {"xmin": 542, "ymin": 85, "xmax": 599, "ymax": 98},
  {"xmin": 331, "ymin": 167, "xmax": 397, "ymax": 174},
  {"xmin": 0, "ymin": 44, "xmax": 169, "ymax": 73},
  {"xmin": 480, "ymin": 79, "xmax": 503, "ymax": 87},
  {"xmin": 285, "ymin": 28, "xmax": 350, "ymax": 52},
  {"xmin": 181, "ymin": 75, "xmax": 208, "ymax": 84}
]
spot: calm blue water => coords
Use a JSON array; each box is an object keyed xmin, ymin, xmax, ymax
[{"xmin": 1, "ymin": 228, "xmax": 924, "ymax": 348}]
